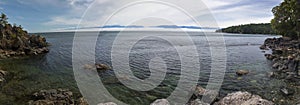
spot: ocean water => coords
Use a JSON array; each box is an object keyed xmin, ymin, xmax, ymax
[{"xmin": 0, "ymin": 31, "xmax": 296, "ymax": 104}]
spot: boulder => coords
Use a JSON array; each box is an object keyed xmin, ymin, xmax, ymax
[
  {"xmin": 193, "ymin": 86, "xmax": 218, "ymax": 103},
  {"xmin": 272, "ymin": 49, "xmax": 284, "ymax": 55},
  {"xmin": 265, "ymin": 54, "xmax": 275, "ymax": 60},
  {"xmin": 189, "ymin": 99, "xmax": 209, "ymax": 105},
  {"xmin": 36, "ymin": 47, "xmax": 49, "ymax": 54},
  {"xmin": 260, "ymin": 45, "xmax": 269, "ymax": 50},
  {"xmin": 272, "ymin": 62, "xmax": 281, "ymax": 69},
  {"xmin": 77, "ymin": 97, "xmax": 89, "ymax": 105},
  {"xmin": 236, "ymin": 70, "xmax": 249, "ymax": 76},
  {"xmin": 268, "ymin": 72, "xmax": 276, "ymax": 78},
  {"xmin": 278, "ymin": 65, "xmax": 288, "ymax": 71},
  {"xmin": 280, "ymin": 87, "xmax": 294, "ymax": 96},
  {"xmin": 95, "ymin": 63, "xmax": 111, "ymax": 71},
  {"xmin": 214, "ymin": 91, "xmax": 274, "ymax": 105},
  {"xmin": 151, "ymin": 99, "xmax": 170, "ymax": 105},
  {"xmin": 194, "ymin": 86, "xmax": 206, "ymax": 96}
]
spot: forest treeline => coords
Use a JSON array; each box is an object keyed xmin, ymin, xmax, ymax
[{"xmin": 216, "ymin": 23, "xmax": 276, "ymax": 35}]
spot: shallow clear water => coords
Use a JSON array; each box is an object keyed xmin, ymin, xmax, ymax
[{"xmin": 0, "ymin": 31, "xmax": 296, "ymax": 104}]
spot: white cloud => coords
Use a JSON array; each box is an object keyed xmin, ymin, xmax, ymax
[
  {"xmin": 44, "ymin": 17, "xmax": 82, "ymax": 26},
  {"xmin": 201, "ymin": 0, "xmax": 231, "ymax": 9},
  {"xmin": 44, "ymin": 0, "xmax": 281, "ymax": 31},
  {"xmin": 200, "ymin": 0, "xmax": 281, "ymax": 27},
  {"xmin": 46, "ymin": 0, "xmax": 219, "ymax": 29}
]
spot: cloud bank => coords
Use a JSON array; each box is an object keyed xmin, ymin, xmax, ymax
[{"xmin": 0, "ymin": 0, "xmax": 283, "ymax": 32}]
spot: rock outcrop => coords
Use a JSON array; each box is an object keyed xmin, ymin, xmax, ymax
[
  {"xmin": 0, "ymin": 14, "xmax": 49, "ymax": 59},
  {"xmin": 214, "ymin": 91, "xmax": 274, "ymax": 105}
]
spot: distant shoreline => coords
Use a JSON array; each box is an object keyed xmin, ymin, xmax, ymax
[{"xmin": 216, "ymin": 32, "xmax": 281, "ymax": 36}]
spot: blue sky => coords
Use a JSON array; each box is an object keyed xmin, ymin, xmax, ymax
[{"xmin": 0, "ymin": 0, "xmax": 283, "ymax": 32}]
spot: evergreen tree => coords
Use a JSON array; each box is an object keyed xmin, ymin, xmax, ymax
[{"xmin": 0, "ymin": 13, "xmax": 8, "ymax": 26}]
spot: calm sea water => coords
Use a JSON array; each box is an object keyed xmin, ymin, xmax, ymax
[{"xmin": 0, "ymin": 31, "xmax": 294, "ymax": 104}]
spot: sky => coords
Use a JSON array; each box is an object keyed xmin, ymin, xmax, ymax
[{"xmin": 0, "ymin": 0, "xmax": 283, "ymax": 32}]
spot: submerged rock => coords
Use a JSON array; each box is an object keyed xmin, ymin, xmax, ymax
[
  {"xmin": 95, "ymin": 63, "xmax": 111, "ymax": 71},
  {"xmin": 268, "ymin": 72, "xmax": 276, "ymax": 78},
  {"xmin": 280, "ymin": 87, "xmax": 294, "ymax": 96},
  {"xmin": 97, "ymin": 102, "xmax": 117, "ymax": 105},
  {"xmin": 193, "ymin": 86, "xmax": 218, "ymax": 103},
  {"xmin": 83, "ymin": 63, "xmax": 111, "ymax": 71},
  {"xmin": 151, "ymin": 99, "xmax": 170, "ymax": 105},
  {"xmin": 236, "ymin": 70, "xmax": 249, "ymax": 76},
  {"xmin": 214, "ymin": 91, "xmax": 274, "ymax": 105},
  {"xmin": 83, "ymin": 64, "xmax": 94, "ymax": 70},
  {"xmin": 260, "ymin": 45, "xmax": 269, "ymax": 50}
]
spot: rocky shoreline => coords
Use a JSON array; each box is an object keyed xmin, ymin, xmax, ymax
[
  {"xmin": 24, "ymin": 85, "xmax": 274, "ymax": 105},
  {"xmin": 28, "ymin": 89, "xmax": 88, "ymax": 105},
  {"xmin": 0, "ymin": 34, "xmax": 50, "ymax": 59},
  {"xmin": 259, "ymin": 37, "xmax": 300, "ymax": 104},
  {"xmin": 0, "ymin": 47, "xmax": 49, "ymax": 59},
  {"xmin": 149, "ymin": 86, "xmax": 274, "ymax": 105},
  {"xmin": 260, "ymin": 37, "xmax": 300, "ymax": 83}
]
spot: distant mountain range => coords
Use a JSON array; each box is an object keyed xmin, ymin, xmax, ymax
[{"xmin": 65, "ymin": 25, "xmax": 219, "ymax": 30}]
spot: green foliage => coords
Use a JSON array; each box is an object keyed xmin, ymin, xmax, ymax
[
  {"xmin": 216, "ymin": 23, "xmax": 276, "ymax": 35},
  {"xmin": 10, "ymin": 33, "xmax": 16, "ymax": 39},
  {"xmin": 271, "ymin": 0, "xmax": 300, "ymax": 38},
  {"xmin": 0, "ymin": 13, "xmax": 8, "ymax": 26}
]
